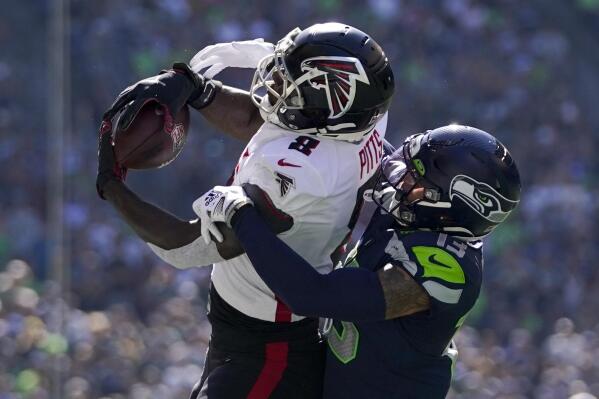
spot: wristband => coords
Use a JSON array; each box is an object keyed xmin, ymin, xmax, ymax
[
  {"xmin": 188, "ymin": 79, "xmax": 223, "ymax": 110},
  {"xmin": 171, "ymin": 62, "xmax": 222, "ymax": 110},
  {"xmin": 172, "ymin": 62, "xmax": 203, "ymax": 88}
]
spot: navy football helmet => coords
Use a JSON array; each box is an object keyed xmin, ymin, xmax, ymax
[
  {"xmin": 373, "ymin": 125, "xmax": 521, "ymax": 239},
  {"xmin": 250, "ymin": 22, "xmax": 395, "ymax": 142}
]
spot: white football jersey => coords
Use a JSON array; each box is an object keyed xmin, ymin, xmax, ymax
[{"xmin": 207, "ymin": 113, "xmax": 388, "ymax": 322}]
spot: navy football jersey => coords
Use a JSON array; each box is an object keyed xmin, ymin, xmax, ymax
[{"xmin": 323, "ymin": 211, "xmax": 483, "ymax": 399}]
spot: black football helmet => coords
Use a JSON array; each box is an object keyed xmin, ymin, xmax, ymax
[
  {"xmin": 373, "ymin": 125, "xmax": 521, "ymax": 239},
  {"xmin": 250, "ymin": 22, "xmax": 395, "ymax": 142}
]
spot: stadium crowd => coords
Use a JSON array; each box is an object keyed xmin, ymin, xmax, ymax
[{"xmin": 1, "ymin": 0, "xmax": 599, "ymax": 397}]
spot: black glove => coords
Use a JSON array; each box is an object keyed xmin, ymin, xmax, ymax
[
  {"xmin": 96, "ymin": 119, "xmax": 127, "ymax": 200},
  {"xmin": 103, "ymin": 63, "xmax": 222, "ymax": 135}
]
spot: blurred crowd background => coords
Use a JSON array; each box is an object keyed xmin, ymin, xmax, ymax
[{"xmin": 2, "ymin": 0, "xmax": 599, "ymax": 398}]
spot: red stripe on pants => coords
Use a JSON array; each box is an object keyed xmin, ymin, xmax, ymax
[
  {"xmin": 246, "ymin": 298, "xmax": 292, "ymax": 398},
  {"xmin": 247, "ymin": 342, "xmax": 289, "ymax": 399}
]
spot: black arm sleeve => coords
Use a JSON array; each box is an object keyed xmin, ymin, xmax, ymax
[{"xmin": 232, "ymin": 206, "xmax": 386, "ymax": 322}]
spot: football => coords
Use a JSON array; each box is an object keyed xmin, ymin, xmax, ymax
[{"xmin": 114, "ymin": 102, "xmax": 190, "ymax": 169}]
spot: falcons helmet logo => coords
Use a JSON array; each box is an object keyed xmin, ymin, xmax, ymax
[{"xmin": 300, "ymin": 56, "xmax": 370, "ymax": 119}]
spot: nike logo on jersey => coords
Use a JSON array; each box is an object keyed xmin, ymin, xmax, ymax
[
  {"xmin": 277, "ymin": 158, "xmax": 302, "ymax": 168},
  {"xmin": 427, "ymin": 254, "xmax": 453, "ymax": 269}
]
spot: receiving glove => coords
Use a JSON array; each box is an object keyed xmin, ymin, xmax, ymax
[
  {"xmin": 193, "ymin": 185, "xmax": 254, "ymax": 244},
  {"xmin": 103, "ymin": 63, "xmax": 221, "ymax": 135},
  {"xmin": 190, "ymin": 39, "xmax": 275, "ymax": 78},
  {"xmin": 96, "ymin": 119, "xmax": 127, "ymax": 199}
]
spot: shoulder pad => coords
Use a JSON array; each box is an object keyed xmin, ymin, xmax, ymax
[
  {"xmin": 251, "ymin": 136, "xmax": 329, "ymax": 197},
  {"xmin": 233, "ymin": 134, "xmax": 333, "ymax": 216}
]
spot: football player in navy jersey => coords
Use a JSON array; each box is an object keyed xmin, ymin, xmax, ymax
[{"xmin": 197, "ymin": 125, "xmax": 521, "ymax": 398}]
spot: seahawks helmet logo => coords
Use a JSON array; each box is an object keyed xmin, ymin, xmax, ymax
[
  {"xmin": 300, "ymin": 56, "xmax": 370, "ymax": 119},
  {"xmin": 449, "ymin": 175, "xmax": 518, "ymax": 223}
]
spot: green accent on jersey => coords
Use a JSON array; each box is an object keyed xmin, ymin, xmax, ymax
[
  {"xmin": 328, "ymin": 321, "xmax": 360, "ymax": 364},
  {"xmin": 411, "ymin": 246, "xmax": 465, "ymax": 284},
  {"xmin": 412, "ymin": 158, "xmax": 426, "ymax": 176},
  {"xmin": 328, "ymin": 240, "xmax": 361, "ymax": 363},
  {"xmin": 455, "ymin": 311, "xmax": 470, "ymax": 329},
  {"xmin": 344, "ymin": 243, "xmax": 360, "ymax": 268}
]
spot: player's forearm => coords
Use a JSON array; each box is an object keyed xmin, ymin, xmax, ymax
[
  {"xmin": 102, "ymin": 180, "xmax": 201, "ymax": 249},
  {"xmin": 232, "ymin": 206, "xmax": 386, "ymax": 322},
  {"xmin": 199, "ymin": 85, "xmax": 263, "ymax": 142}
]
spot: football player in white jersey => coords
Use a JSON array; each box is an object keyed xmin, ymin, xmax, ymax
[{"xmin": 97, "ymin": 23, "xmax": 394, "ymax": 398}]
